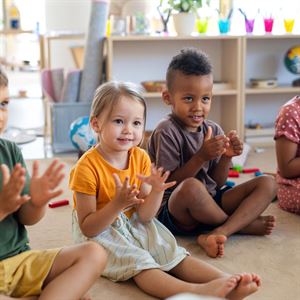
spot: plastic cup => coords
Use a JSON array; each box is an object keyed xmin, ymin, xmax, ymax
[
  {"xmin": 245, "ymin": 18, "xmax": 255, "ymax": 33},
  {"xmin": 196, "ymin": 18, "xmax": 208, "ymax": 33},
  {"xmin": 284, "ymin": 19, "xmax": 295, "ymax": 33},
  {"xmin": 218, "ymin": 18, "xmax": 230, "ymax": 34},
  {"xmin": 264, "ymin": 18, "xmax": 274, "ymax": 33}
]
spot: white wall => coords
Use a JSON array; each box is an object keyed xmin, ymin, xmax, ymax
[{"xmin": 44, "ymin": 0, "xmax": 91, "ymax": 69}]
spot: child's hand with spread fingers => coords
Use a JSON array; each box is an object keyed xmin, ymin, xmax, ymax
[
  {"xmin": 29, "ymin": 160, "xmax": 65, "ymax": 208},
  {"xmin": 0, "ymin": 163, "xmax": 30, "ymax": 220}
]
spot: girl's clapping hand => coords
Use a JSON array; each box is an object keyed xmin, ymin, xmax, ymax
[
  {"xmin": 112, "ymin": 174, "xmax": 144, "ymax": 210},
  {"xmin": 137, "ymin": 164, "xmax": 176, "ymax": 193}
]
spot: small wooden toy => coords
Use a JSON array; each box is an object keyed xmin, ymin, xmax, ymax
[
  {"xmin": 232, "ymin": 164, "xmax": 243, "ymax": 172},
  {"xmin": 228, "ymin": 170, "xmax": 240, "ymax": 177},
  {"xmin": 225, "ymin": 180, "xmax": 236, "ymax": 187},
  {"xmin": 48, "ymin": 199, "xmax": 69, "ymax": 208},
  {"xmin": 242, "ymin": 168, "xmax": 260, "ymax": 174}
]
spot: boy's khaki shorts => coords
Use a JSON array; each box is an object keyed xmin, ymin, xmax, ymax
[{"xmin": 0, "ymin": 248, "xmax": 61, "ymax": 297}]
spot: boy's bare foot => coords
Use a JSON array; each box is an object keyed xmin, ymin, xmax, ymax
[
  {"xmin": 193, "ymin": 275, "xmax": 240, "ymax": 298},
  {"xmin": 197, "ymin": 234, "xmax": 227, "ymax": 258},
  {"xmin": 227, "ymin": 273, "xmax": 260, "ymax": 300},
  {"xmin": 239, "ymin": 215, "xmax": 275, "ymax": 235}
]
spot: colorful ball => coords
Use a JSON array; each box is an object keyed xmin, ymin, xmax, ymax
[{"xmin": 69, "ymin": 116, "xmax": 96, "ymax": 152}]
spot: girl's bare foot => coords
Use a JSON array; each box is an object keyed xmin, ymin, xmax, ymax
[
  {"xmin": 227, "ymin": 273, "xmax": 260, "ymax": 300},
  {"xmin": 193, "ymin": 275, "xmax": 240, "ymax": 298},
  {"xmin": 197, "ymin": 234, "xmax": 227, "ymax": 258},
  {"xmin": 81, "ymin": 293, "xmax": 92, "ymax": 300},
  {"xmin": 0, "ymin": 296, "xmax": 37, "ymax": 300},
  {"xmin": 239, "ymin": 215, "xmax": 275, "ymax": 235},
  {"xmin": 251, "ymin": 273, "xmax": 261, "ymax": 287}
]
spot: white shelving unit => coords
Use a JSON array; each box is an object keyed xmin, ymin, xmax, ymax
[
  {"xmin": 106, "ymin": 35, "xmax": 243, "ymax": 134},
  {"xmin": 104, "ymin": 34, "xmax": 300, "ymax": 144}
]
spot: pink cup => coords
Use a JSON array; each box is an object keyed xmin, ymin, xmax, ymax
[{"xmin": 264, "ymin": 18, "xmax": 274, "ymax": 33}]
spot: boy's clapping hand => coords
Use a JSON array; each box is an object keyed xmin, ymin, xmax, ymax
[
  {"xmin": 29, "ymin": 160, "xmax": 65, "ymax": 208},
  {"xmin": 224, "ymin": 130, "xmax": 243, "ymax": 158},
  {"xmin": 198, "ymin": 126, "xmax": 229, "ymax": 161},
  {"xmin": 0, "ymin": 163, "xmax": 30, "ymax": 220}
]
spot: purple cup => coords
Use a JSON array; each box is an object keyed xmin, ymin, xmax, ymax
[
  {"xmin": 245, "ymin": 18, "xmax": 255, "ymax": 33},
  {"xmin": 264, "ymin": 18, "xmax": 274, "ymax": 33}
]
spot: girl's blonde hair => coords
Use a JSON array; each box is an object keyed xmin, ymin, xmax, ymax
[
  {"xmin": 90, "ymin": 81, "xmax": 147, "ymax": 125},
  {"xmin": 0, "ymin": 67, "xmax": 8, "ymax": 87}
]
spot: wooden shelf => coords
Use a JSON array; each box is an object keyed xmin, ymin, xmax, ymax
[
  {"xmin": 0, "ymin": 29, "xmax": 34, "ymax": 35},
  {"xmin": 245, "ymin": 86, "xmax": 300, "ymax": 94},
  {"xmin": 109, "ymin": 34, "xmax": 242, "ymax": 42},
  {"xmin": 143, "ymin": 89, "xmax": 238, "ymax": 99},
  {"xmin": 245, "ymin": 127, "xmax": 274, "ymax": 137}
]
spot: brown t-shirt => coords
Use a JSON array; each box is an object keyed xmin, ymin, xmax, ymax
[{"xmin": 148, "ymin": 114, "xmax": 224, "ymax": 202}]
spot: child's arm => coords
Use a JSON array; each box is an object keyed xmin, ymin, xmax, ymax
[
  {"xmin": 210, "ymin": 130, "xmax": 243, "ymax": 187},
  {"xmin": 276, "ymin": 136, "xmax": 300, "ymax": 178},
  {"xmin": 17, "ymin": 160, "xmax": 65, "ymax": 225},
  {"xmin": 76, "ymin": 175, "xmax": 144, "ymax": 238},
  {"xmin": 0, "ymin": 164, "xmax": 30, "ymax": 221},
  {"xmin": 168, "ymin": 126, "xmax": 228, "ymax": 184},
  {"xmin": 137, "ymin": 165, "xmax": 176, "ymax": 222}
]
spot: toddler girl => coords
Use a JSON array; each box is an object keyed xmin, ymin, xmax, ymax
[{"xmin": 69, "ymin": 81, "xmax": 260, "ymax": 299}]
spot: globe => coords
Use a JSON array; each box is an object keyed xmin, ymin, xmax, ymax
[
  {"xmin": 284, "ymin": 45, "xmax": 300, "ymax": 74},
  {"xmin": 69, "ymin": 116, "xmax": 96, "ymax": 152}
]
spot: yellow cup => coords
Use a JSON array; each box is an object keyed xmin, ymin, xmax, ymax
[
  {"xmin": 284, "ymin": 19, "xmax": 295, "ymax": 33},
  {"xmin": 196, "ymin": 18, "xmax": 208, "ymax": 33}
]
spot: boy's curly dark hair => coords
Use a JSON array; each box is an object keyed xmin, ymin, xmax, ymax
[
  {"xmin": 0, "ymin": 66, "xmax": 8, "ymax": 87},
  {"xmin": 166, "ymin": 48, "xmax": 212, "ymax": 90}
]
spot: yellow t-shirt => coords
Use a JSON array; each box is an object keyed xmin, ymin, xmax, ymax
[{"xmin": 69, "ymin": 146, "xmax": 151, "ymax": 218}]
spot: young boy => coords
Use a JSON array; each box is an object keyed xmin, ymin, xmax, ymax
[
  {"xmin": 0, "ymin": 68, "xmax": 107, "ymax": 299},
  {"xmin": 148, "ymin": 49, "xmax": 277, "ymax": 258}
]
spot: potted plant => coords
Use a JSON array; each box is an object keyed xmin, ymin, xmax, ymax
[{"xmin": 168, "ymin": 0, "xmax": 205, "ymax": 35}]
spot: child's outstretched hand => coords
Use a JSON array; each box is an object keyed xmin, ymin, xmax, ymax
[
  {"xmin": 112, "ymin": 174, "xmax": 144, "ymax": 210},
  {"xmin": 224, "ymin": 130, "xmax": 243, "ymax": 157},
  {"xmin": 137, "ymin": 164, "xmax": 176, "ymax": 193},
  {"xmin": 198, "ymin": 126, "xmax": 229, "ymax": 161},
  {"xmin": 0, "ymin": 164, "xmax": 30, "ymax": 220},
  {"xmin": 29, "ymin": 160, "xmax": 65, "ymax": 208}
]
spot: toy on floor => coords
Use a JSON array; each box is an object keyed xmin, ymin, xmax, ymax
[
  {"xmin": 225, "ymin": 180, "xmax": 236, "ymax": 187},
  {"xmin": 242, "ymin": 168, "xmax": 260, "ymax": 173},
  {"xmin": 48, "ymin": 199, "xmax": 69, "ymax": 208},
  {"xmin": 232, "ymin": 164, "xmax": 243, "ymax": 172},
  {"xmin": 228, "ymin": 170, "xmax": 240, "ymax": 177}
]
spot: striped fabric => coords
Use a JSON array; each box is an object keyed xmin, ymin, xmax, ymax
[{"xmin": 72, "ymin": 211, "xmax": 188, "ymax": 281}]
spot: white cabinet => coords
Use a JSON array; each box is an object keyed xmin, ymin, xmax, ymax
[{"xmin": 106, "ymin": 35, "xmax": 243, "ymax": 134}]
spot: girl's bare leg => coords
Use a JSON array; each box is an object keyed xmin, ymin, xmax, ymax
[
  {"xmin": 40, "ymin": 242, "xmax": 107, "ymax": 300},
  {"xmin": 133, "ymin": 268, "xmax": 239, "ymax": 299}
]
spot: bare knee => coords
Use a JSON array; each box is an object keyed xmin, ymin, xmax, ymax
[
  {"xmin": 177, "ymin": 178, "xmax": 207, "ymax": 200},
  {"xmin": 256, "ymin": 175, "xmax": 277, "ymax": 200},
  {"xmin": 77, "ymin": 242, "xmax": 107, "ymax": 273}
]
